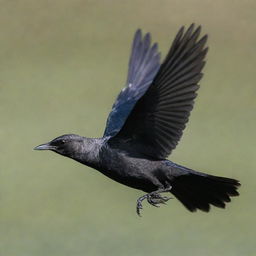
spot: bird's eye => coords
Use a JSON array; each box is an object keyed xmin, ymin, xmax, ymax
[{"xmin": 55, "ymin": 139, "xmax": 66, "ymax": 146}]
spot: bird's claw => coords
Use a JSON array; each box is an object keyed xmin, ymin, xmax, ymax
[
  {"xmin": 136, "ymin": 195, "xmax": 147, "ymax": 217},
  {"xmin": 147, "ymin": 193, "xmax": 172, "ymax": 207},
  {"xmin": 136, "ymin": 188, "xmax": 172, "ymax": 216}
]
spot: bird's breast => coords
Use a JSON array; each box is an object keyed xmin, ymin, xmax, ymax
[{"xmin": 97, "ymin": 148, "xmax": 160, "ymax": 192}]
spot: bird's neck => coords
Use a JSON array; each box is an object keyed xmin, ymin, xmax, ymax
[{"xmin": 69, "ymin": 137, "xmax": 104, "ymax": 169}]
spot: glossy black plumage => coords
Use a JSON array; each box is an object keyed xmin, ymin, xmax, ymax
[
  {"xmin": 111, "ymin": 24, "xmax": 208, "ymax": 159},
  {"xmin": 104, "ymin": 30, "xmax": 161, "ymax": 137},
  {"xmin": 35, "ymin": 24, "xmax": 240, "ymax": 215}
]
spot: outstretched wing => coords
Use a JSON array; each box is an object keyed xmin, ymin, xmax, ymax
[
  {"xmin": 103, "ymin": 30, "xmax": 161, "ymax": 137},
  {"xmin": 109, "ymin": 24, "xmax": 208, "ymax": 159}
]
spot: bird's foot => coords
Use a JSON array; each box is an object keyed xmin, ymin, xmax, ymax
[
  {"xmin": 147, "ymin": 193, "xmax": 171, "ymax": 207},
  {"xmin": 136, "ymin": 194, "xmax": 147, "ymax": 216},
  {"xmin": 136, "ymin": 186, "xmax": 172, "ymax": 216}
]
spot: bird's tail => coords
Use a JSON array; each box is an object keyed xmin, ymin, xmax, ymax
[{"xmin": 170, "ymin": 166, "xmax": 240, "ymax": 212}]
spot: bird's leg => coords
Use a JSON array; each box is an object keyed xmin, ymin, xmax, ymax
[{"xmin": 136, "ymin": 186, "xmax": 172, "ymax": 216}]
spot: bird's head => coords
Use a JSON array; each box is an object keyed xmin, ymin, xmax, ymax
[{"xmin": 34, "ymin": 134, "xmax": 84, "ymax": 157}]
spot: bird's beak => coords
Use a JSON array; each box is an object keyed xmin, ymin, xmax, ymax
[{"xmin": 34, "ymin": 143, "xmax": 53, "ymax": 151}]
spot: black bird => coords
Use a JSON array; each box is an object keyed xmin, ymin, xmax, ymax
[{"xmin": 35, "ymin": 24, "xmax": 240, "ymax": 216}]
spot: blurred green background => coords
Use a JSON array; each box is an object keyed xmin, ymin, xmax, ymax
[{"xmin": 0, "ymin": 0, "xmax": 255, "ymax": 255}]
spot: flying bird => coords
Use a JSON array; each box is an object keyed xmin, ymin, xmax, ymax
[{"xmin": 35, "ymin": 24, "xmax": 240, "ymax": 216}]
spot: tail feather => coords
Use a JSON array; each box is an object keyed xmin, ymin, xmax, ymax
[{"xmin": 171, "ymin": 172, "xmax": 240, "ymax": 212}]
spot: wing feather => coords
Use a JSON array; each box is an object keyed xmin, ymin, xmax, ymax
[
  {"xmin": 103, "ymin": 30, "xmax": 161, "ymax": 137},
  {"xmin": 109, "ymin": 24, "xmax": 208, "ymax": 159}
]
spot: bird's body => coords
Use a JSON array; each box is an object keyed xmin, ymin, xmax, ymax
[
  {"xmin": 52, "ymin": 135, "xmax": 167, "ymax": 192},
  {"xmin": 35, "ymin": 24, "xmax": 240, "ymax": 215},
  {"xmin": 99, "ymin": 140, "xmax": 166, "ymax": 192}
]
